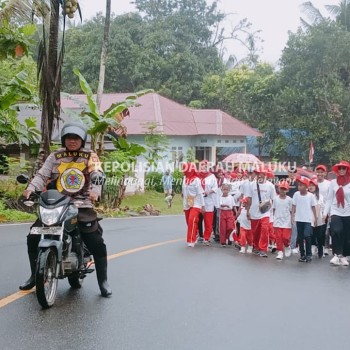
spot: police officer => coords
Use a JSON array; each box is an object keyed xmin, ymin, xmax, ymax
[{"xmin": 20, "ymin": 122, "xmax": 112, "ymax": 297}]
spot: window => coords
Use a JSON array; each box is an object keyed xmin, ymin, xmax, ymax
[
  {"xmin": 201, "ymin": 139, "xmax": 207, "ymax": 143},
  {"xmin": 225, "ymin": 140, "xmax": 229, "ymax": 143},
  {"xmin": 217, "ymin": 140, "xmax": 222, "ymax": 143}
]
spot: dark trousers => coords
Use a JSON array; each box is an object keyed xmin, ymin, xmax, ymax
[
  {"xmin": 330, "ymin": 215, "xmax": 350, "ymax": 256},
  {"xmin": 213, "ymin": 208, "xmax": 220, "ymax": 240},
  {"xmin": 312, "ymin": 224, "xmax": 326, "ymax": 257},
  {"xmin": 296, "ymin": 221, "xmax": 313, "ymax": 257},
  {"xmin": 198, "ymin": 213, "xmax": 203, "ymax": 238}
]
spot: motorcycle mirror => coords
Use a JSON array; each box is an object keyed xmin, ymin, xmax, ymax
[
  {"xmin": 90, "ymin": 172, "xmax": 106, "ymax": 186},
  {"xmin": 17, "ymin": 174, "xmax": 30, "ymax": 184},
  {"xmin": 23, "ymin": 200, "xmax": 35, "ymax": 207}
]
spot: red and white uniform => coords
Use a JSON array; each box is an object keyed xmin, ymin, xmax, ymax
[
  {"xmin": 273, "ymin": 195, "xmax": 293, "ymax": 251},
  {"xmin": 201, "ymin": 173, "xmax": 218, "ymax": 241},
  {"xmin": 247, "ymin": 180, "xmax": 277, "ymax": 252},
  {"xmin": 219, "ymin": 195, "xmax": 235, "ymax": 244},
  {"xmin": 182, "ymin": 177, "xmax": 205, "ymax": 244},
  {"xmin": 237, "ymin": 206, "xmax": 252, "ymax": 247}
]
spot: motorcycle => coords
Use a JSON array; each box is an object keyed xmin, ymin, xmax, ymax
[{"xmin": 17, "ymin": 173, "xmax": 104, "ymax": 309}]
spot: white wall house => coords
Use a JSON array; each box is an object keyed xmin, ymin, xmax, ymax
[{"xmin": 16, "ymin": 93, "xmax": 261, "ymax": 193}]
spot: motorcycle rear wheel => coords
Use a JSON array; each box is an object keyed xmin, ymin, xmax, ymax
[
  {"xmin": 68, "ymin": 272, "xmax": 84, "ymax": 288},
  {"xmin": 36, "ymin": 248, "xmax": 58, "ymax": 309}
]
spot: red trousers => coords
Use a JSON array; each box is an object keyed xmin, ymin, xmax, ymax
[
  {"xmin": 268, "ymin": 222, "xmax": 276, "ymax": 242},
  {"xmin": 184, "ymin": 208, "xmax": 200, "ymax": 243},
  {"xmin": 251, "ymin": 217, "xmax": 270, "ymax": 252},
  {"xmin": 203, "ymin": 211, "xmax": 214, "ymax": 241},
  {"xmin": 219, "ymin": 210, "xmax": 235, "ymax": 244},
  {"xmin": 240, "ymin": 227, "xmax": 253, "ymax": 247},
  {"xmin": 275, "ymin": 227, "xmax": 292, "ymax": 251}
]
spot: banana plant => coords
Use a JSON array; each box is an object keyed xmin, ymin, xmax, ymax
[
  {"xmin": 0, "ymin": 70, "xmax": 40, "ymax": 148},
  {"xmin": 63, "ymin": 68, "xmax": 153, "ymax": 156}
]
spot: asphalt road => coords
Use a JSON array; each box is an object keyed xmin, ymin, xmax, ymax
[{"xmin": 1, "ymin": 215, "xmax": 350, "ymax": 350}]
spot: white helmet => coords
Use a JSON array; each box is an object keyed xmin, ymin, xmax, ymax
[{"xmin": 61, "ymin": 122, "xmax": 87, "ymax": 147}]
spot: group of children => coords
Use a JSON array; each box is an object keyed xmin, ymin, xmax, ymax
[{"xmin": 182, "ymin": 161, "xmax": 340, "ymax": 264}]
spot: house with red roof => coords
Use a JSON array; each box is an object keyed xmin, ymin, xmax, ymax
[
  {"xmin": 59, "ymin": 92, "xmax": 261, "ymax": 166},
  {"xmin": 4, "ymin": 92, "xmax": 260, "ymax": 176}
]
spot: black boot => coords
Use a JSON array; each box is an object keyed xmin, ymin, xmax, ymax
[
  {"xmin": 94, "ymin": 256, "xmax": 112, "ymax": 297},
  {"xmin": 19, "ymin": 253, "xmax": 37, "ymax": 290}
]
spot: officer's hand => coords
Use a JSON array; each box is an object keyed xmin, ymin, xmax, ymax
[{"xmin": 23, "ymin": 189, "xmax": 32, "ymax": 199}]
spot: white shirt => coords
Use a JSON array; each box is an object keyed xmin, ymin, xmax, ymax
[
  {"xmin": 292, "ymin": 192, "xmax": 317, "ymax": 224},
  {"xmin": 324, "ymin": 179, "xmax": 350, "ymax": 217},
  {"xmin": 247, "ymin": 180, "xmax": 277, "ymax": 220},
  {"xmin": 215, "ymin": 178, "xmax": 229, "ymax": 208},
  {"xmin": 220, "ymin": 195, "xmax": 235, "ymax": 210},
  {"xmin": 240, "ymin": 179, "xmax": 252, "ymax": 197},
  {"xmin": 201, "ymin": 173, "xmax": 218, "ymax": 212},
  {"xmin": 182, "ymin": 178, "xmax": 205, "ymax": 210},
  {"xmin": 237, "ymin": 207, "xmax": 251, "ymax": 229},
  {"xmin": 273, "ymin": 196, "xmax": 293, "ymax": 228},
  {"xmin": 318, "ymin": 179, "xmax": 330, "ymax": 201},
  {"xmin": 230, "ymin": 179, "xmax": 242, "ymax": 196},
  {"xmin": 313, "ymin": 193, "xmax": 325, "ymax": 227}
]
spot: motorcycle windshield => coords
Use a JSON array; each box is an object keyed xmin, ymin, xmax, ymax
[{"xmin": 40, "ymin": 190, "xmax": 71, "ymax": 208}]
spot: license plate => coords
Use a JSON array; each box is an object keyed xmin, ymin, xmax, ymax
[{"xmin": 30, "ymin": 227, "xmax": 63, "ymax": 236}]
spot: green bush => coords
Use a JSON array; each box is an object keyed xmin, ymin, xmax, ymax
[
  {"xmin": 145, "ymin": 171, "xmax": 163, "ymax": 192},
  {"xmin": 145, "ymin": 170, "xmax": 184, "ymax": 193},
  {"xmin": 0, "ymin": 199, "xmax": 36, "ymax": 223},
  {"xmin": 0, "ymin": 177, "xmax": 26, "ymax": 200}
]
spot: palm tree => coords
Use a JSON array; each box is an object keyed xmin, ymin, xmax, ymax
[
  {"xmin": 96, "ymin": 0, "xmax": 111, "ymax": 111},
  {"xmin": 301, "ymin": 1, "xmax": 350, "ymax": 31},
  {"xmin": 0, "ymin": 0, "xmax": 81, "ymax": 170}
]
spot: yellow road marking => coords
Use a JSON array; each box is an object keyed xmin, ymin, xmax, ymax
[
  {"xmin": 0, "ymin": 290, "xmax": 35, "ymax": 308},
  {"xmin": 0, "ymin": 238, "xmax": 184, "ymax": 309}
]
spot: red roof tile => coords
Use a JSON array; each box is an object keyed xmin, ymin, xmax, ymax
[{"xmin": 60, "ymin": 92, "xmax": 261, "ymax": 137}]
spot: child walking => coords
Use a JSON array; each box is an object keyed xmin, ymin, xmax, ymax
[
  {"xmin": 291, "ymin": 176, "xmax": 317, "ymax": 262},
  {"xmin": 182, "ymin": 163, "xmax": 205, "ymax": 247},
  {"xmin": 273, "ymin": 180, "xmax": 293, "ymax": 260},
  {"xmin": 237, "ymin": 197, "xmax": 253, "ymax": 253},
  {"xmin": 308, "ymin": 177, "xmax": 326, "ymax": 258},
  {"xmin": 219, "ymin": 183, "xmax": 235, "ymax": 247}
]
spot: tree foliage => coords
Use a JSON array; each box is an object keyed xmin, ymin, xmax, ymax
[{"xmin": 61, "ymin": 0, "xmax": 259, "ymax": 104}]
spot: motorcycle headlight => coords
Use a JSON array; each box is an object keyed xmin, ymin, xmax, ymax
[{"xmin": 40, "ymin": 206, "xmax": 64, "ymax": 226}]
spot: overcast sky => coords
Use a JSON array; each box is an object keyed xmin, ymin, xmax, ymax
[{"xmin": 78, "ymin": 0, "xmax": 340, "ymax": 64}]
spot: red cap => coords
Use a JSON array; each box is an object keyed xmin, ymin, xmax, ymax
[
  {"xmin": 315, "ymin": 164, "xmax": 327, "ymax": 172},
  {"xmin": 254, "ymin": 167, "xmax": 267, "ymax": 175},
  {"xmin": 309, "ymin": 176, "xmax": 318, "ymax": 187},
  {"xmin": 296, "ymin": 175, "xmax": 310, "ymax": 187},
  {"xmin": 230, "ymin": 172, "xmax": 237, "ymax": 179},
  {"xmin": 266, "ymin": 171, "xmax": 275, "ymax": 179},
  {"xmin": 278, "ymin": 180, "xmax": 290, "ymax": 190}
]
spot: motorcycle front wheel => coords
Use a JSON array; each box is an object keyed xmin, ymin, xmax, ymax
[{"xmin": 36, "ymin": 247, "xmax": 58, "ymax": 309}]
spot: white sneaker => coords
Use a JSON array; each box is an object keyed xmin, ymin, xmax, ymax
[
  {"xmin": 187, "ymin": 243, "xmax": 195, "ymax": 247},
  {"xmin": 240, "ymin": 246, "xmax": 246, "ymax": 254},
  {"xmin": 324, "ymin": 248, "xmax": 329, "ymax": 256},
  {"xmin": 311, "ymin": 245, "xmax": 318, "ymax": 256},
  {"xmin": 246, "ymin": 245, "xmax": 253, "ymax": 254},
  {"xmin": 276, "ymin": 251, "xmax": 283, "ymax": 260},
  {"xmin": 284, "ymin": 246, "xmax": 291, "ymax": 257},
  {"xmin": 339, "ymin": 256, "xmax": 349, "ymax": 266},
  {"xmin": 330, "ymin": 255, "xmax": 341, "ymax": 266},
  {"xmin": 292, "ymin": 248, "xmax": 299, "ymax": 254}
]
